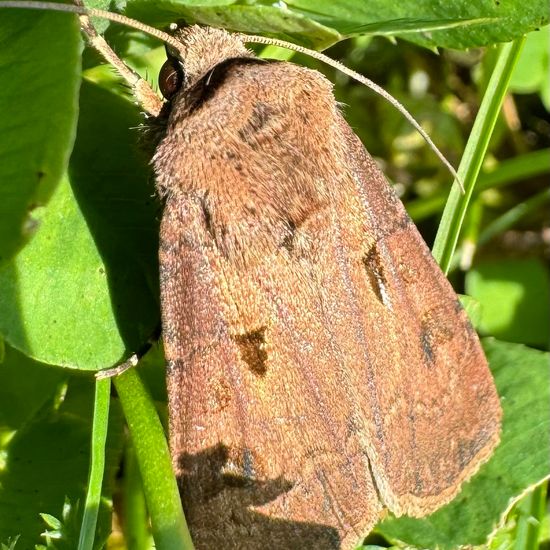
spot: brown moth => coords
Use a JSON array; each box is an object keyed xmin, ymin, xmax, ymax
[{"xmin": 151, "ymin": 26, "xmax": 502, "ymax": 549}]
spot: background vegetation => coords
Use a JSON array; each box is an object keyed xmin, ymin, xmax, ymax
[{"xmin": 0, "ymin": 0, "xmax": 548, "ymax": 549}]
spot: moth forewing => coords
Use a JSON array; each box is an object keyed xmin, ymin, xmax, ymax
[{"xmin": 153, "ymin": 25, "xmax": 502, "ymax": 550}]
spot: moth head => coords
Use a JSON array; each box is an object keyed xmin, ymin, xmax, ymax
[{"xmin": 159, "ymin": 25, "xmax": 252, "ymax": 99}]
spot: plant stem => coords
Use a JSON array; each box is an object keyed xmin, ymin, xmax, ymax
[
  {"xmin": 114, "ymin": 368, "xmax": 194, "ymax": 550},
  {"xmin": 78, "ymin": 378, "xmax": 110, "ymax": 550},
  {"xmin": 432, "ymin": 38, "xmax": 526, "ymax": 272}
]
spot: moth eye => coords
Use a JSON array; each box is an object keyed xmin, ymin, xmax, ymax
[{"xmin": 159, "ymin": 57, "xmax": 184, "ymax": 100}]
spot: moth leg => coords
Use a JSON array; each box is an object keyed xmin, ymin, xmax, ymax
[{"xmin": 74, "ymin": 0, "xmax": 162, "ymax": 116}]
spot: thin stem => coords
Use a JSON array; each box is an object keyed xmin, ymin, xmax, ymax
[
  {"xmin": 114, "ymin": 368, "xmax": 194, "ymax": 550},
  {"xmin": 78, "ymin": 378, "xmax": 111, "ymax": 550},
  {"xmin": 432, "ymin": 38, "xmax": 526, "ymax": 272}
]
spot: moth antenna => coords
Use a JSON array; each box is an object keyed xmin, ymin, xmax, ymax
[{"xmin": 240, "ymin": 34, "xmax": 464, "ymax": 192}]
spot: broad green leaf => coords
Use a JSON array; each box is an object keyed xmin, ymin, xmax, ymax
[
  {"xmin": 0, "ymin": 347, "xmax": 124, "ymax": 548},
  {"xmin": 283, "ymin": 0, "xmax": 548, "ymax": 48},
  {"xmin": 0, "ymin": 11, "xmax": 81, "ymax": 264},
  {"xmin": 466, "ymin": 259, "xmax": 550, "ymax": 348},
  {"xmin": 375, "ymin": 339, "xmax": 550, "ymax": 549},
  {"xmin": 124, "ymin": 0, "xmax": 548, "ymax": 50},
  {"xmin": 126, "ymin": 0, "xmax": 341, "ymax": 49},
  {"xmin": 0, "ymin": 82, "xmax": 160, "ymax": 370}
]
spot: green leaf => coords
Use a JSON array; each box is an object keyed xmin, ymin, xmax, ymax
[
  {"xmin": 0, "ymin": 82, "xmax": 160, "ymax": 371},
  {"xmin": 375, "ymin": 339, "xmax": 550, "ymax": 549},
  {"xmin": 39, "ymin": 500, "xmax": 78, "ymax": 546},
  {"xmin": 126, "ymin": 0, "xmax": 341, "ymax": 49},
  {"xmin": 0, "ymin": 346, "xmax": 65, "ymax": 433},
  {"xmin": 284, "ymin": 0, "xmax": 548, "ymax": 48},
  {"xmin": 123, "ymin": 0, "xmax": 549, "ymax": 50},
  {"xmin": 488, "ymin": 482, "xmax": 548, "ymax": 550},
  {"xmin": 0, "ymin": 535, "xmax": 19, "ymax": 550},
  {"xmin": 465, "ymin": 259, "xmax": 550, "ymax": 347},
  {"xmin": 39, "ymin": 514, "xmax": 62, "ymax": 532},
  {"xmin": 0, "ymin": 11, "xmax": 81, "ymax": 264}
]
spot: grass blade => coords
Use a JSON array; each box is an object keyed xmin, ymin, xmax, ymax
[
  {"xmin": 432, "ymin": 38, "xmax": 526, "ymax": 272},
  {"xmin": 78, "ymin": 378, "xmax": 110, "ymax": 550}
]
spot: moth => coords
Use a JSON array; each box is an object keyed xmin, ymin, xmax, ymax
[
  {"xmin": 1, "ymin": 5, "xmax": 502, "ymax": 549},
  {"xmin": 154, "ymin": 26, "xmax": 502, "ymax": 549}
]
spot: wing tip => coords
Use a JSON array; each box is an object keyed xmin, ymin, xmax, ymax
[{"xmin": 388, "ymin": 424, "xmax": 502, "ymax": 518}]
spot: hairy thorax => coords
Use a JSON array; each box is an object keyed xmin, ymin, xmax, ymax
[{"xmin": 153, "ymin": 61, "xmax": 349, "ymax": 262}]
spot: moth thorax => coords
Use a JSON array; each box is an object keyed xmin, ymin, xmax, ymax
[{"xmin": 173, "ymin": 25, "xmax": 253, "ymax": 88}]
